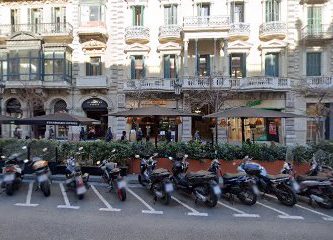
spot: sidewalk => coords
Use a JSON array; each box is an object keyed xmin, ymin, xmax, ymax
[{"xmin": 0, "ymin": 174, "xmax": 140, "ymax": 184}]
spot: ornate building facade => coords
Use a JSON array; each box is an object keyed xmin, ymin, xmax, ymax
[{"xmin": 0, "ymin": 0, "xmax": 332, "ymax": 144}]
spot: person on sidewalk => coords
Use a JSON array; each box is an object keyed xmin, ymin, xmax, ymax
[
  {"xmin": 136, "ymin": 128, "xmax": 143, "ymax": 142},
  {"xmin": 79, "ymin": 127, "xmax": 85, "ymax": 141},
  {"xmin": 105, "ymin": 127, "xmax": 113, "ymax": 142}
]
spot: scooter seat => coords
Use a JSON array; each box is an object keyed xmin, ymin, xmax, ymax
[
  {"xmin": 186, "ymin": 170, "xmax": 213, "ymax": 178},
  {"xmin": 296, "ymin": 175, "xmax": 329, "ymax": 182},
  {"xmin": 266, "ymin": 174, "xmax": 289, "ymax": 180},
  {"xmin": 152, "ymin": 168, "xmax": 169, "ymax": 174},
  {"xmin": 223, "ymin": 172, "xmax": 246, "ymax": 179}
]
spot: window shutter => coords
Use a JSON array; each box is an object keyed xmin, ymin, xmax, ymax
[
  {"xmin": 164, "ymin": 55, "xmax": 170, "ymax": 78},
  {"xmin": 164, "ymin": 6, "xmax": 168, "ymax": 25},
  {"xmin": 229, "ymin": 55, "xmax": 232, "ymax": 77},
  {"xmin": 175, "ymin": 55, "xmax": 179, "ymax": 78},
  {"xmin": 241, "ymin": 53, "xmax": 246, "ymax": 77},
  {"xmin": 130, "ymin": 56, "xmax": 135, "ymax": 79},
  {"xmin": 173, "ymin": 5, "xmax": 177, "ymax": 24},
  {"xmin": 207, "ymin": 55, "xmax": 211, "ymax": 76},
  {"xmin": 51, "ymin": 7, "xmax": 54, "ymax": 23},
  {"xmin": 142, "ymin": 56, "xmax": 146, "ymax": 78},
  {"xmin": 275, "ymin": 54, "xmax": 279, "ymax": 77},
  {"xmin": 132, "ymin": 7, "xmax": 135, "ymax": 26},
  {"xmin": 141, "ymin": 6, "xmax": 144, "ymax": 26},
  {"xmin": 28, "ymin": 8, "xmax": 31, "ymax": 24}
]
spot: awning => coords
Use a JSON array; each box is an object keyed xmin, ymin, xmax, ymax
[
  {"xmin": 0, "ymin": 115, "xmax": 18, "ymax": 124},
  {"xmin": 16, "ymin": 112, "xmax": 101, "ymax": 126},
  {"xmin": 110, "ymin": 105, "xmax": 198, "ymax": 117},
  {"xmin": 204, "ymin": 107, "xmax": 306, "ymax": 118}
]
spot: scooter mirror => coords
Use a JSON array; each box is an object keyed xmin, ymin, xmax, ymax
[
  {"xmin": 78, "ymin": 147, "xmax": 84, "ymax": 151},
  {"xmin": 43, "ymin": 148, "xmax": 48, "ymax": 152},
  {"xmin": 23, "ymin": 159, "xmax": 29, "ymax": 163},
  {"xmin": 96, "ymin": 161, "xmax": 100, "ymax": 165},
  {"xmin": 1, "ymin": 155, "xmax": 6, "ymax": 159},
  {"xmin": 168, "ymin": 157, "xmax": 173, "ymax": 160},
  {"xmin": 111, "ymin": 149, "xmax": 116, "ymax": 153},
  {"xmin": 22, "ymin": 146, "xmax": 27, "ymax": 150},
  {"xmin": 184, "ymin": 154, "xmax": 189, "ymax": 158},
  {"xmin": 135, "ymin": 155, "xmax": 140, "ymax": 158}
]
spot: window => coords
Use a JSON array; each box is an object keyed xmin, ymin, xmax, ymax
[
  {"xmin": 197, "ymin": 55, "xmax": 210, "ymax": 77},
  {"xmin": 132, "ymin": 6, "xmax": 144, "ymax": 26},
  {"xmin": 265, "ymin": 53, "xmax": 279, "ymax": 77},
  {"xmin": 86, "ymin": 57, "xmax": 102, "ymax": 76},
  {"xmin": 44, "ymin": 51, "xmax": 71, "ymax": 82},
  {"xmin": 164, "ymin": 5, "xmax": 177, "ymax": 25},
  {"xmin": 197, "ymin": 3, "xmax": 210, "ymax": 16},
  {"xmin": 306, "ymin": 103, "xmax": 328, "ymax": 143},
  {"xmin": 10, "ymin": 9, "xmax": 20, "ymax": 32},
  {"xmin": 52, "ymin": 7, "xmax": 66, "ymax": 32},
  {"xmin": 231, "ymin": 2, "xmax": 244, "ymax": 23},
  {"xmin": 306, "ymin": 52, "xmax": 321, "ymax": 76},
  {"xmin": 265, "ymin": 0, "xmax": 280, "ymax": 22},
  {"xmin": 131, "ymin": 56, "xmax": 145, "ymax": 80},
  {"xmin": 307, "ymin": 6, "xmax": 322, "ymax": 35},
  {"xmin": 28, "ymin": 8, "xmax": 43, "ymax": 33},
  {"xmin": 230, "ymin": 53, "xmax": 246, "ymax": 78},
  {"xmin": 80, "ymin": 4, "xmax": 106, "ymax": 25},
  {"xmin": 0, "ymin": 53, "xmax": 8, "ymax": 81},
  {"xmin": 164, "ymin": 55, "xmax": 177, "ymax": 79}
]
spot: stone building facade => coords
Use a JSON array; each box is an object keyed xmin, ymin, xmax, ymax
[{"xmin": 0, "ymin": 0, "xmax": 332, "ymax": 144}]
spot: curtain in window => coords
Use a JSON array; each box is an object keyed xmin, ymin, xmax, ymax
[
  {"xmin": 308, "ymin": 7, "xmax": 322, "ymax": 35},
  {"xmin": 265, "ymin": 0, "xmax": 279, "ymax": 22},
  {"xmin": 306, "ymin": 52, "xmax": 321, "ymax": 76},
  {"xmin": 130, "ymin": 56, "xmax": 135, "ymax": 79},
  {"xmin": 265, "ymin": 53, "xmax": 279, "ymax": 77},
  {"xmin": 164, "ymin": 55, "xmax": 170, "ymax": 78}
]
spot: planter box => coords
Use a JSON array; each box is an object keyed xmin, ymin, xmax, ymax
[{"xmin": 127, "ymin": 158, "xmax": 310, "ymax": 176}]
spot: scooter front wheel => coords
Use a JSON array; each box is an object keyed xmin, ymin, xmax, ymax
[
  {"xmin": 5, "ymin": 183, "xmax": 14, "ymax": 196},
  {"xmin": 41, "ymin": 181, "xmax": 51, "ymax": 197}
]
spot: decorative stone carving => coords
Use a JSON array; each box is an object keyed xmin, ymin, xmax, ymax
[{"xmin": 81, "ymin": 39, "xmax": 107, "ymax": 55}]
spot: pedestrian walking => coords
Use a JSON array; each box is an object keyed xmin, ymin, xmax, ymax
[
  {"xmin": 136, "ymin": 128, "xmax": 143, "ymax": 142},
  {"xmin": 13, "ymin": 126, "xmax": 22, "ymax": 139},
  {"xmin": 48, "ymin": 126, "xmax": 55, "ymax": 140},
  {"xmin": 79, "ymin": 127, "xmax": 85, "ymax": 141},
  {"xmin": 121, "ymin": 131, "xmax": 127, "ymax": 141},
  {"xmin": 105, "ymin": 127, "xmax": 113, "ymax": 142}
]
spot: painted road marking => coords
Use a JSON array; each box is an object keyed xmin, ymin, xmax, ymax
[
  {"xmin": 265, "ymin": 193, "xmax": 333, "ymax": 221},
  {"xmin": 15, "ymin": 182, "xmax": 39, "ymax": 207},
  {"xmin": 57, "ymin": 183, "xmax": 80, "ymax": 210},
  {"xmin": 171, "ymin": 196, "xmax": 208, "ymax": 217},
  {"xmin": 218, "ymin": 201, "xmax": 260, "ymax": 218},
  {"xmin": 257, "ymin": 201, "xmax": 304, "ymax": 220},
  {"xmin": 126, "ymin": 187, "xmax": 163, "ymax": 215},
  {"xmin": 91, "ymin": 185, "xmax": 121, "ymax": 212}
]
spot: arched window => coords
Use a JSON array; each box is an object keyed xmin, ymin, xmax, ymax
[
  {"xmin": 54, "ymin": 99, "xmax": 67, "ymax": 113},
  {"xmin": 6, "ymin": 98, "xmax": 22, "ymax": 117}
]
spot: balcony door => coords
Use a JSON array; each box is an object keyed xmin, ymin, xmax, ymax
[
  {"xmin": 164, "ymin": 5, "xmax": 177, "ymax": 25},
  {"xmin": 51, "ymin": 7, "xmax": 66, "ymax": 32},
  {"xmin": 306, "ymin": 52, "xmax": 321, "ymax": 76},
  {"xmin": 231, "ymin": 2, "xmax": 244, "ymax": 23},
  {"xmin": 10, "ymin": 9, "xmax": 20, "ymax": 32},
  {"xmin": 131, "ymin": 55, "xmax": 145, "ymax": 80},
  {"xmin": 265, "ymin": 53, "xmax": 279, "ymax": 77},
  {"xmin": 197, "ymin": 55, "xmax": 210, "ymax": 77},
  {"xmin": 265, "ymin": 0, "xmax": 280, "ymax": 22},
  {"xmin": 307, "ymin": 6, "xmax": 322, "ymax": 35},
  {"xmin": 28, "ymin": 8, "xmax": 43, "ymax": 33},
  {"xmin": 132, "ymin": 6, "xmax": 144, "ymax": 26},
  {"xmin": 164, "ymin": 54, "xmax": 177, "ymax": 79},
  {"xmin": 230, "ymin": 53, "xmax": 246, "ymax": 78}
]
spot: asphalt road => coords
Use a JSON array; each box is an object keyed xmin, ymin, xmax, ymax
[{"xmin": 0, "ymin": 181, "xmax": 332, "ymax": 240}]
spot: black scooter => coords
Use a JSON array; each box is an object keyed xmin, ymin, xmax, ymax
[
  {"xmin": 209, "ymin": 159, "xmax": 258, "ymax": 205},
  {"xmin": 170, "ymin": 154, "xmax": 221, "ymax": 208}
]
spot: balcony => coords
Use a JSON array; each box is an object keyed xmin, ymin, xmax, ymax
[
  {"xmin": 76, "ymin": 76, "xmax": 108, "ymax": 89},
  {"xmin": 183, "ymin": 16, "xmax": 230, "ymax": 32},
  {"xmin": 77, "ymin": 21, "xmax": 108, "ymax": 42},
  {"xmin": 0, "ymin": 23, "xmax": 73, "ymax": 41},
  {"xmin": 259, "ymin": 22, "xmax": 287, "ymax": 41},
  {"xmin": 181, "ymin": 76, "xmax": 291, "ymax": 91},
  {"xmin": 125, "ymin": 26, "xmax": 150, "ymax": 44},
  {"xmin": 299, "ymin": 0, "xmax": 328, "ymax": 4},
  {"xmin": 301, "ymin": 25, "xmax": 333, "ymax": 41},
  {"xmin": 159, "ymin": 25, "xmax": 182, "ymax": 43},
  {"xmin": 228, "ymin": 23, "xmax": 250, "ymax": 41},
  {"xmin": 305, "ymin": 76, "xmax": 333, "ymax": 89},
  {"xmin": 123, "ymin": 78, "xmax": 176, "ymax": 92},
  {"xmin": 4, "ymin": 80, "xmax": 71, "ymax": 89}
]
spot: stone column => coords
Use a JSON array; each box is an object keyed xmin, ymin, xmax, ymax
[
  {"xmin": 213, "ymin": 38, "xmax": 217, "ymax": 73},
  {"xmin": 217, "ymin": 117, "xmax": 228, "ymax": 143},
  {"xmin": 115, "ymin": 94, "xmax": 126, "ymax": 139},
  {"xmin": 181, "ymin": 94, "xmax": 192, "ymax": 142},
  {"xmin": 195, "ymin": 39, "xmax": 198, "ymax": 76},
  {"xmin": 223, "ymin": 39, "xmax": 229, "ymax": 76},
  {"xmin": 285, "ymin": 92, "xmax": 296, "ymax": 146},
  {"xmin": 183, "ymin": 39, "xmax": 189, "ymax": 76}
]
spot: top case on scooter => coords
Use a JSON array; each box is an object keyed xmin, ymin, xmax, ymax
[{"xmin": 150, "ymin": 168, "xmax": 170, "ymax": 181}]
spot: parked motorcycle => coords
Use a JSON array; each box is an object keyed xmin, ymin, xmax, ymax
[
  {"xmin": 97, "ymin": 149, "xmax": 126, "ymax": 201},
  {"xmin": 65, "ymin": 147, "xmax": 89, "ymax": 200},
  {"xmin": 136, "ymin": 153, "xmax": 174, "ymax": 205},
  {"xmin": 27, "ymin": 148, "xmax": 52, "ymax": 197},
  {"xmin": 1, "ymin": 146, "xmax": 28, "ymax": 196},
  {"xmin": 208, "ymin": 159, "xmax": 258, "ymax": 205},
  {"xmin": 238, "ymin": 157, "xmax": 297, "ymax": 206},
  {"xmin": 281, "ymin": 159, "xmax": 333, "ymax": 209},
  {"xmin": 170, "ymin": 154, "xmax": 221, "ymax": 208}
]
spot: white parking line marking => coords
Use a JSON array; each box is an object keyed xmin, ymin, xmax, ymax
[
  {"xmin": 257, "ymin": 201, "xmax": 304, "ymax": 220},
  {"xmin": 264, "ymin": 193, "xmax": 333, "ymax": 221},
  {"xmin": 91, "ymin": 185, "xmax": 121, "ymax": 212},
  {"xmin": 57, "ymin": 183, "xmax": 80, "ymax": 210},
  {"xmin": 218, "ymin": 201, "xmax": 260, "ymax": 218},
  {"xmin": 171, "ymin": 196, "xmax": 208, "ymax": 217},
  {"xmin": 15, "ymin": 182, "xmax": 39, "ymax": 207},
  {"xmin": 126, "ymin": 187, "xmax": 163, "ymax": 215}
]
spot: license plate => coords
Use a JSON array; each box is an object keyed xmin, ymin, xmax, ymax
[
  {"xmin": 37, "ymin": 174, "xmax": 48, "ymax": 183},
  {"xmin": 292, "ymin": 181, "xmax": 300, "ymax": 192},
  {"xmin": 252, "ymin": 185, "xmax": 260, "ymax": 195},
  {"xmin": 213, "ymin": 185, "xmax": 221, "ymax": 195},
  {"xmin": 4, "ymin": 174, "xmax": 15, "ymax": 182},
  {"xmin": 117, "ymin": 180, "xmax": 126, "ymax": 189},
  {"xmin": 165, "ymin": 183, "xmax": 174, "ymax": 193},
  {"xmin": 77, "ymin": 186, "xmax": 87, "ymax": 195}
]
